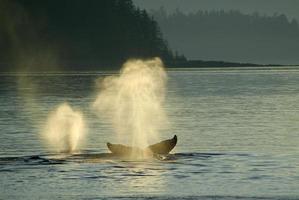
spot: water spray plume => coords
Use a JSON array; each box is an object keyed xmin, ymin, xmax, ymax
[
  {"xmin": 93, "ymin": 57, "xmax": 168, "ymax": 158},
  {"xmin": 43, "ymin": 103, "xmax": 86, "ymax": 153}
]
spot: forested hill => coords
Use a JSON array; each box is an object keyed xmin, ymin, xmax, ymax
[
  {"xmin": 0, "ymin": 0, "xmax": 179, "ymax": 71},
  {"xmin": 151, "ymin": 8, "xmax": 299, "ymax": 65}
]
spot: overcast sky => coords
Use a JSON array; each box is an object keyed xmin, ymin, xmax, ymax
[{"xmin": 133, "ymin": 0, "xmax": 299, "ymax": 21}]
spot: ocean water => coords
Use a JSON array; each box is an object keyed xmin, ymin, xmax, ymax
[{"xmin": 0, "ymin": 67, "xmax": 299, "ymax": 199}]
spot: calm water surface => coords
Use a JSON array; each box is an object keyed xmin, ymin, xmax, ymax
[{"xmin": 0, "ymin": 68, "xmax": 299, "ymax": 199}]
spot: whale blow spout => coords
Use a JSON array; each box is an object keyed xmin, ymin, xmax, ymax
[
  {"xmin": 43, "ymin": 103, "xmax": 86, "ymax": 153},
  {"xmin": 93, "ymin": 57, "xmax": 168, "ymax": 158}
]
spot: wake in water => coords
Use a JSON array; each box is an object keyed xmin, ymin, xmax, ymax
[
  {"xmin": 42, "ymin": 103, "xmax": 86, "ymax": 153},
  {"xmin": 93, "ymin": 58, "xmax": 168, "ymax": 158}
]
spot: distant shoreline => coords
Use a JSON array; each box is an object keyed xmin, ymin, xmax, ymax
[
  {"xmin": 165, "ymin": 60, "xmax": 283, "ymax": 68},
  {"xmin": 0, "ymin": 60, "xmax": 299, "ymax": 73}
]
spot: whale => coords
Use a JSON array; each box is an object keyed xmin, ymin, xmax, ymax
[{"xmin": 107, "ymin": 135, "xmax": 177, "ymax": 156}]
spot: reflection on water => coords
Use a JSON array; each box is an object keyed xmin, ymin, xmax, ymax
[{"xmin": 1, "ymin": 68, "xmax": 299, "ymax": 199}]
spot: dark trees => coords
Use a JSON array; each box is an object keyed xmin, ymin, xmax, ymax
[{"xmin": 0, "ymin": 0, "xmax": 175, "ymax": 70}]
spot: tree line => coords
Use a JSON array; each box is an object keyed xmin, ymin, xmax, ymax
[
  {"xmin": 151, "ymin": 8, "xmax": 299, "ymax": 64},
  {"xmin": 0, "ymin": 0, "xmax": 185, "ymax": 71}
]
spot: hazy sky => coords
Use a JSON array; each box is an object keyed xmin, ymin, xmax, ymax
[{"xmin": 133, "ymin": 0, "xmax": 299, "ymax": 21}]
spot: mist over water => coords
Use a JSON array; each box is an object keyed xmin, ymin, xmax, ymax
[
  {"xmin": 93, "ymin": 58, "xmax": 168, "ymax": 153},
  {"xmin": 42, "ymin": 103, "xmax": 86, "ymax": 153}
]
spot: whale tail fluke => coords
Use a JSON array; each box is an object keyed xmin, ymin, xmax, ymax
[
  {"xmin": 146, "ymin": 135, "xmax": 177, "ymax": 154},
  {"xmin": 107, "ymin": 135, "xmax": 177, "ymax": 156}
]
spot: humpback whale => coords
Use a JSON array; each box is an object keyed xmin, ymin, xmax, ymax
[{"xmin": 107, "ymin": 135, "xmax": 177, "ymax": 156}]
